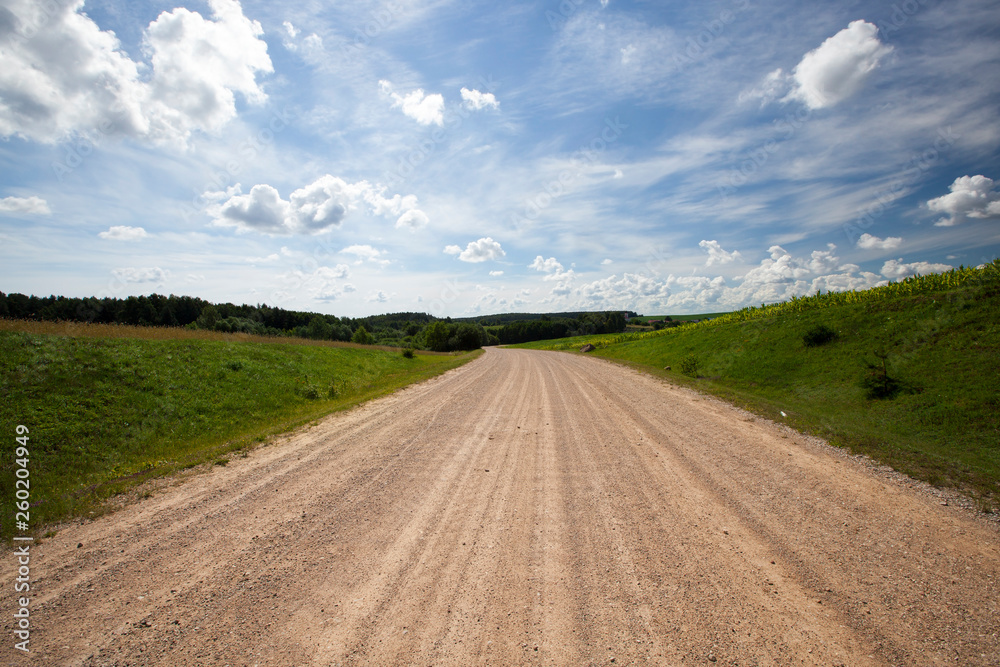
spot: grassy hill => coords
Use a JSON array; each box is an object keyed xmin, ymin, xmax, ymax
[
  {"xmin": 0, "ymin": 321, "xmax": 479, "ymax": 537},
  {"xmin": 513, "ymin": 261, "xmax": 1000, "ymax": 509}
]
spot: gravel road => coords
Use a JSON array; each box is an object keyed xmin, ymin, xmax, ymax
[{"xmin": 5, "ymin": 347, "xmax": 999, "ymax": 666}]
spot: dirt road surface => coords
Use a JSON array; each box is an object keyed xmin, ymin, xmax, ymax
[{"xmin": 4, "ymin": 348, "xmax": 999, "ymax": 666}]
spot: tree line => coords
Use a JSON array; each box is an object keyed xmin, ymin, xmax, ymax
[{"xmin": 0, "ymin": 291, "xmax": 628, "ymax": 351}]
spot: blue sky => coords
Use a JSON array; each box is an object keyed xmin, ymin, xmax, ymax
[{"xmin": 1, "ymin": 0, "xmax": 999, "ymax": 317}]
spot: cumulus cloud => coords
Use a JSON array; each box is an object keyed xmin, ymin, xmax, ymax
[
  {"xmin": 0, "ymin": 0, "xmax": 272, "ymax": 145},
  {"xmin": 856, "ymin": 233, "xmax": 902, "ymax": 250},
  {"xmin": 529, "ymin": 255, "xmax": 575, "ymax": 282},
  {"xmin": 881, "ymin": 259, "xmax": 953, "ymax": 279},
  {"xmin": 529, "ymin": 256, "xmax": 563, "ymax": 273},
  {"xmin": 699, "ymin": 240, "xmax": 743, "ymax": 266},
  {"xmin": 112, "ymin": 267, "xmax": 169, "ymax": 283},
  {"xmin": 787, "ymin": 21, "xmax": 891, "ymax": 109},
  {"xmin": 578, "ymin": 273, "xmax": 672, "ymax": 308},
  {"xmin": 99, "ymin": 225, "xmax": 148, "ymax": 241},
  {"xmin": 744, "ymin": 21, "xmax": 891, "ymax": 110},
  {"xmin": 460, "ymin": 87, "xmax": 499, "ymax": 111},
  {"xmin": 450, "ymin": 237, "xmax": 506, "ymax": 263},
  {"xmin": 0, "ymin": 195, "xmax": 50, "ymax": 215},
  {"xmin": 208, "ymin": 176, "xmax": 426, "ymax": 235},
  {"xmin": 489, "ymin": 270, "xmax": 504, "ymax": 276},
  {"xmin": 342, "ymin": 244, "xmax": 389, "ymax": 266},
  {"xmin": 926, "ymin": 175, "xmax": 1000, "ymax": 226},
  {"xmin": 379, "ymin": 81, "xmax": 444, "ymax": 126}
]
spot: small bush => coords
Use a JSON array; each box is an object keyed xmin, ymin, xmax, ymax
[
  {"xmin": 680, "ymin": 353, "xmax": 700, "ymax": 377},
  {"xmin": 859, "ymin": 349, "xmax": 902, "ymax": 399},
  {"xmin": 803, "ymin": 324, "xmax": 837, "ymax": 347},
  {"xmin": 299, "ymin": 384, "xmax": 320, "ymax": 400},
  {"xmin": 402, "ymin": 348, "xmax": 415, "ymax": 359},
  {"xmin": 224, "ymin": 359, "xmax": 244, "ymax": 371}
]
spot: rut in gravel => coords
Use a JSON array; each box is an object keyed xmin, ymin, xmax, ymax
[{"xmin": 4, "ymin": 347, "xmax": 998, "ymax": 666}]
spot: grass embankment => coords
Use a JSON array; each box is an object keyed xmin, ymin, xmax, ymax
[
  {"xmin": 514, "ymin": 262, "xmax": 1000, "ymax": 507},
  {"xmin": 0, "ymin": 322, "xmax": 480, "ymax": 537}
]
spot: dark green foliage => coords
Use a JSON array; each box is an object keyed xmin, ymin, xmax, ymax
[
  {"xmin": 803, "ymin": 324, "xmax": 837, "ymax": 347},
  {"xmin": 859, "ymin": 349, "xmax": 899, "ymax": 399},
  {"xmin": 351, "ymin": 325, "xmax": 373, "ymax": 345},
  {"xmin": 679, "ymin": 353, "xmax": 699, "ymax": 377},
  {"xmin": 402, "ymin": 348, "xmax": 415, "ymax": 359}
]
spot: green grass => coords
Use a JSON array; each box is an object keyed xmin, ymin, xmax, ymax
[
  {"xmin": 1, "ymin": 326, "xmax": 479, "ymax": 537},
  {"xmin": 513, "ymin": 263, "xmax": 1000, "ymax": 506}
]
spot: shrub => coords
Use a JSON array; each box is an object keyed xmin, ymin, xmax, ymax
[
  {"xmin": 680, "ymin": 353, "xmax": 699, "ymax": 377},
  {"xmin": 803, "ymin": 324, "xmax": 837, "ymax": 347},
  {"xmin": 859, "ymin": 349, "xmax": 901, "ymax": 399},
  {"xmin": 402, "ymin": 348, "xmax": 415, "ymax": 359}
]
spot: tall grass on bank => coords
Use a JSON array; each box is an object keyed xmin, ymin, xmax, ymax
[
  {"xmin": 513, "ymin": 261, "xmax": 1000, "ymax": 505},
  {"xmin": 0, "ymin": 324, "xmax": 479, "ymax": 538}
]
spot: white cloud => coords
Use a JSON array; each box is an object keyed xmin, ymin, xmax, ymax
[
  {"xmin": 460, "ymin": 87, "xmax": 499, "ymax": 111},
  {"xmin": 489, "ymin": 270, "xmax": 504, "ymax": 276},
  {"xmin": 926, "ymin": 175, "xmax": 1000, "ymax": 226},
  {"xmin": 881, "ymin": 259, "xmax": 953, "ymax": 279},
  {"xmin": 396, "ymin": 209, "xmax": 429, "ymax": 230},
  {"xmin": 379, "ymin": 80, "xmax": 444, "ymax": 126},
  {"xmin": 245, "ymin": 253, "xmax": 280, "ymax": 263},
  {"xmin": 99, "ymin": 225, "xmax": 148, "ymax": 241},
  {"xmin": 699, "ymin": 239, "xmax": 743, "ymax": 266},
  {"xmin": 529, "ymin": 255, "xmax": 575, "ymax": 282},
  {"xmin": 0, "ymin": 195, "xmax": 50, "ymax": 215},
  {"xmin": 367, "ymin": 290, "xmax": 391, "ymax": 303},
  {"xmin": 451, "ymin": 237, "xmax": 506, "ymax": 263},
  {"xmin": 786, "ymin": 20, "xmax": 892, "ymax": 109},
  {"xmin": 112, "ymin": 267, "xmax": 169, "ymax": 283},
  {"xmin": 577, "ymin": 273, "xmax": 672, "ymax": 307},
  {"xmin": 209, "ymin": 176, "xmax": 424, "ymax": 235},
  {"xmin": 529, "ymin": 256, "xmax": 564, "ymax": 273},
  {"xmin": 341, "ymin": 244, "xmax": 389, "ymax": 266},
  {"xmin": 0, "ymin": 0, "xmax": 272, "ymax": 145},
  {"xmin": 856, "ymin": 233, "xmax": 902, "ymax": 250},
  {"xmin": 745, "ymin": 21, "xmax": 891, "ymax": 110},
  {"xmin": 281, "ymin": 20, "xmax": 322, "ymax": 58}
]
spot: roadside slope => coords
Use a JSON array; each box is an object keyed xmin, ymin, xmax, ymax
[{"xmin": 4, "ymin": 348, "xmax": 998, "ymax": 666}]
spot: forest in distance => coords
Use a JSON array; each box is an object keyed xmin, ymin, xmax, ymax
[{"xmin": 0, "ymin": 291, "xmax": 638, "ymax": 351}]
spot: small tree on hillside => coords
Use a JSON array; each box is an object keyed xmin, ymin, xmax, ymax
[{"xmin": 351, "ymin": 325, "xmax": 373, "ymax": 345}]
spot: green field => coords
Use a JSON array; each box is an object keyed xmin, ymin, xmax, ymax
[
  {"xmin": 514, "ymin": 261, "xmax": 1000, "ymax": 508},
  {"xmin": 1, "ymin": 322, "xmax": 479, "ymax": 537}
]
